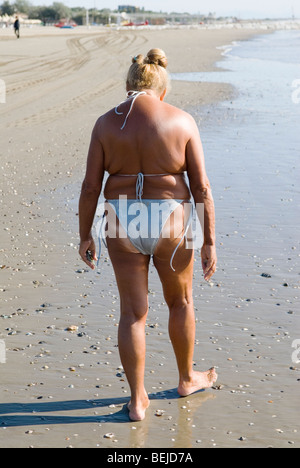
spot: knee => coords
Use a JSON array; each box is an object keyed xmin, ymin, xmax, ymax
[
  {"xmin": 167, "ymin": 295, "xmax": 193, "ymax": 314},
  {"xmin": 121, "ymin": 301, "xmax": 148, "ymax": 323}
]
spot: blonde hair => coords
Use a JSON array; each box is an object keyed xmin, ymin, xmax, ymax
[{"xmin": 126, "ymin": 48, "xmax": 170, "ymax": 94}]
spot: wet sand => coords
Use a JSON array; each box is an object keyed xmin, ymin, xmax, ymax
[{"xmin": 0, "ymin": 25, "xmax": 299, "ymax": 448}]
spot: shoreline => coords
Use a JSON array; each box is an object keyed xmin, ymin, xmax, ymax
[{"xmin": 1, "ymin": 27, "xmax": 298, "ymax": 448}]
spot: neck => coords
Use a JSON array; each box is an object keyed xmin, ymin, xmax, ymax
[{"xmin": 127, "ymin": 89, "xmax": 159, "ymax": 99}]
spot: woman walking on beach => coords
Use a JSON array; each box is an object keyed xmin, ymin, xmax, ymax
[{"xmin": 79, "ymin": 49, "xmax": 218, "ymax": 421}]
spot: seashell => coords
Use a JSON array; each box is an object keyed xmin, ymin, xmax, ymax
[{"xmin": 66, "ymin": 325, "xmax": 78, "ymax": 332}]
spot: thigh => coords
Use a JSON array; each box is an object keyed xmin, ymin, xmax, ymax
[
  {"xmin": 107, "ymin": 237, "xmax": 150, "ymax": 316},
  {"xmin": 153, "ymin": 240, "xmax": 194, "ymax": 308}
]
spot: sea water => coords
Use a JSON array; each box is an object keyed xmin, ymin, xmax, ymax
[
  {"xmin": 172, "ymin": 30, "xmax": 300, "ymax": 113},
  {"xmin": 172, "ymin": 31, "xmax": 300, "ymax": 273}
]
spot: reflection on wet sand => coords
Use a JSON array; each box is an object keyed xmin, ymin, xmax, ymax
[{"xmin": 128, "ymin": 390, "xmax": 216, "ymax": 448}]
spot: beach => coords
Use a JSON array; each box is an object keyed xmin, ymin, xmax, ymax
[{"xmin": 0, "ymin": 24, "xmax": 299, "ymax": 448}]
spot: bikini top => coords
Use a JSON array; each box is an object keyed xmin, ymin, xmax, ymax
[{"xmin": 111, "ymin": 173, "xmax": 186, "ymax": 202}]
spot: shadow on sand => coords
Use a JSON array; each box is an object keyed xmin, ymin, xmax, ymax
[{"xmin": 0, "ymin": 388, "xmax": 187, "ymax": 428}]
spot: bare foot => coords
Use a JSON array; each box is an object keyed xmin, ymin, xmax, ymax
[
  {"xmin": 177, "ymin": 368, "xmax": 218, "ymax": 397},
  {"xmin": 127, "ymin": 393, "xmax": 150, "ymax": 421}
]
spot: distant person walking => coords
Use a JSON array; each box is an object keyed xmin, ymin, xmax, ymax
[{"xmin": 14, "ymin": 16, "xmax": 20, "ymax": 38}]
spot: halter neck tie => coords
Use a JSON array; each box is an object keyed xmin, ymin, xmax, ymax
[{"xmin": 115, "ymin": 91, "xmax": 146, "ymax": 130}]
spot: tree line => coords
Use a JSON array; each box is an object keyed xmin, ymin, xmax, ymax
[
  {"xmin": 0, "ymin": 0, "xmax": 119, "ymax": 24},
  {"xmin": 0, "ymin": 1, "xmax": 216, "ymax": 25}
]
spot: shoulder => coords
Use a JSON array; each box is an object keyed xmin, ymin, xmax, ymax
[
  {"xmin": 92, "ymin": 109, "xmax": 114, "ymax": 136},
  {"xmin": 163, "ymin": 100, "xmax": 196, "ymax": 120},
  {"xmin": 163, "ymin": 101, "xmax": 198, "ymax": 134}
]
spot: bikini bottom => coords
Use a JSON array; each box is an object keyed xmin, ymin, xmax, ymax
[{"xmin": 98, "ymin": 198, "xmax": 193, "ymax": 271}]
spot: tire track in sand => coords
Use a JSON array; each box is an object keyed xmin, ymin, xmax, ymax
[
  {"xmin": 3, "ymin": 31, "xmax": 149, "ymax": 128},
  {"xmin": 6, "ymin": 79, "xmax": 120, "ymax": 128},
  {"xmin": 6, "ymin": 35, "xmax": 94, "ymax": 95}
]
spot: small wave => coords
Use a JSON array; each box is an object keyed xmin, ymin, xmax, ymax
[{"xmin": 217, "ymin": 41, "xmax": 241, "ymax": 57}]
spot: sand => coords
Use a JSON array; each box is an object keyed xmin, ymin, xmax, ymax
[{"xmin": 0, "ymin": 25, "xmax": 299, "ymax": 448}]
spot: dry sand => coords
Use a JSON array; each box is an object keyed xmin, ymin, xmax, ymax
[{"xmin": 0, "ymin": 25, "xmax": 299, "ymax": 448}]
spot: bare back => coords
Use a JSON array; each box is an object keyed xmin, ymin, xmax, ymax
[{"xmin": 96, "ymin": 94, "xmax": 193, "ymax": 200}]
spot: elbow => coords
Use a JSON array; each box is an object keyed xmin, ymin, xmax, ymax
[
  {"xmin": 81, "ymin": 180, "xmax": 101, "ymax": 198},
  {"xmin": 191, "ymin": 181, "xmax": 212, "ymax": 199}
]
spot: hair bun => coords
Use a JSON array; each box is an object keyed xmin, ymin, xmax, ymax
[
  {"xmin": 132, "ymin": 54, "xmax": 144, "ymax": 65},
  {"xmin": 127, "ymin": 48, "xmax": 170, "ymax": 93},
  {"xmin": 145, "ymin": 49, "xmax": 168, "ymax": 69}
]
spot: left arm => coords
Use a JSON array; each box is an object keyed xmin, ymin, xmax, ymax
[
  {"xmin": 185, "ymin": 115, "xmax": 217, "ymax": 282},
  {"xmin": 79, "ymin": 121, "xmax": 105, "ymax": 269}
]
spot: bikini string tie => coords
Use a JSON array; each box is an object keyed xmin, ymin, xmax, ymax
[
  {"xmin": 136, "ymin": 172, "xmax": 144, "ymax": 201},
  {"xmin": 115, "ymin": 91, "xmax": 146, "ymax": 130}
]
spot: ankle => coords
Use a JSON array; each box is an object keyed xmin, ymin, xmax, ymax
[
  {"xmin": 179, "ymin": 371, "xmax": 195, "ymax": 385},
  {"xmin": 131, "ymin": 390, "xmax": 149, "ymax": 405}
]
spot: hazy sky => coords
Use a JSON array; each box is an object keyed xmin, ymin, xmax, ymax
[{"xmin": 31, "ymin": 0, "xmax": 298, "ymax": 19}]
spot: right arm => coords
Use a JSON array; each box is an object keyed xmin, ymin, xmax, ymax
[
  {"xmin": 79, "ymin": 120, "xmax": 105, "ymax": 269},
  {"xmin": 185, "ymin": 116, "xmax": 217, "ymax": 281}
]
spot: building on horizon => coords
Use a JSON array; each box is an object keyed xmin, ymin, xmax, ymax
[{"xmin": 118, "ymin": 5, "xmax": 141, "ymax": 14}]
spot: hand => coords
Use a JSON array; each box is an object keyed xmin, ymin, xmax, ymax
[
  {"xmin": 201, "ymin": 244, "xmax": 217, "ymax": 281},
  {"xmin": 79, "ymin": 237, "xmax": 97, "ymax": 270}
]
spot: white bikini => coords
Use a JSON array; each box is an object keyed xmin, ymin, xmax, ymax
[{"xmin": 98, "ymin": 91, "xmax": 193, "ymax": 271}]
